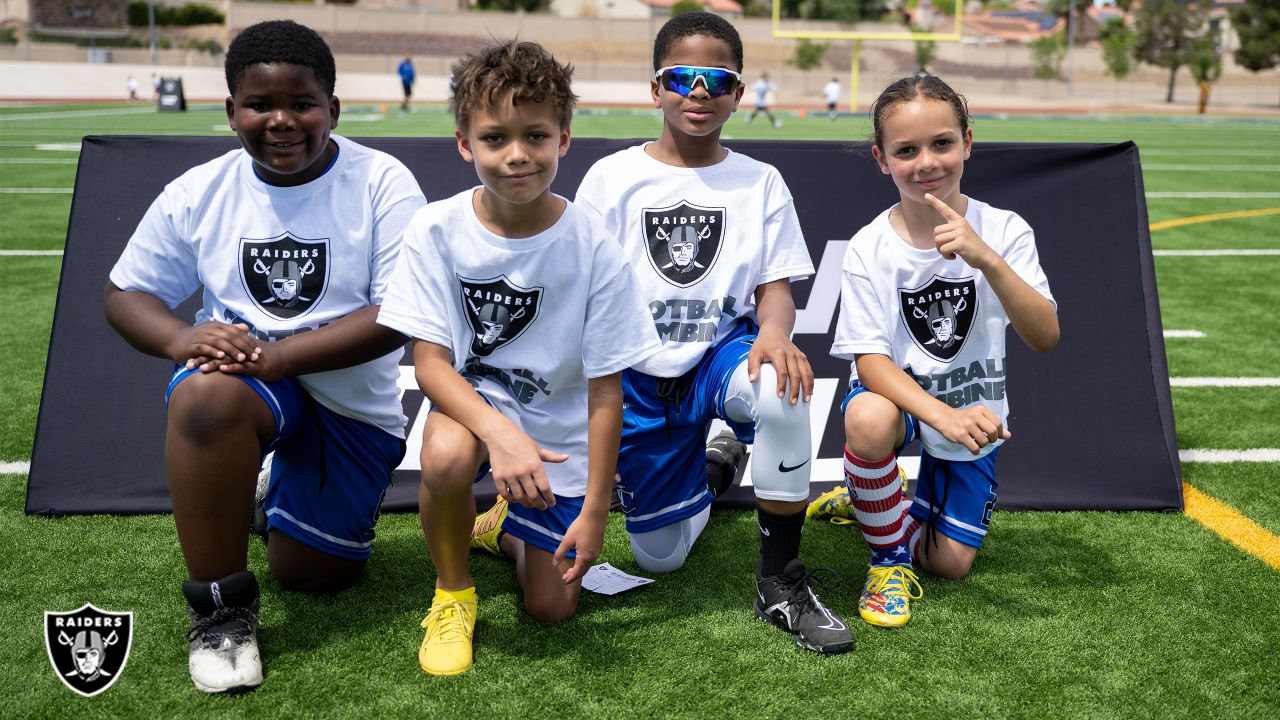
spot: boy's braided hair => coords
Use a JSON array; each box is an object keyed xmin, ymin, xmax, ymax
[
  {"xmin": 450, "ymin": 40, "xmax": 577, "ymax": 134},
  {"xmin": 225, "ymin": 20, "xmax": 336, "ymax": 97},
  {"xmin": 652, "ymin": 11, "xmax": 744, "ymax": 72}
]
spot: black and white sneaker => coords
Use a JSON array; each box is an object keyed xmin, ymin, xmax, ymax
[
  {"xmin": 754, "ymin": 559, "xmax": 854, "ymax": 654},
  {"xmin": 705, "ymin": 430, "xmax": 746, "ymax": 498},
  {"xmin": 182, "ymin": 571, "xmax": 263, "ymax": 693}
]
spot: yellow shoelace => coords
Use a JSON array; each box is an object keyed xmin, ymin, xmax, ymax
[
  {"xmin": 865, "ymin": 565, "xmax": 923, "ymax": 600},
  {"xmin": 421, "ymin": 600, "xmax": 475, "ymax": 644}
]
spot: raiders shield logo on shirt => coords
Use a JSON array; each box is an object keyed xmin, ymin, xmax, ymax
[
  {"xmin": 899, "ymin": 275, "xmax": 979, "ymax": 362},
  {"xmin": 44, "ymin": 604, "xmax": 133, "ymax": 697},
  {"xmin": 642, "ymin": 201, "xmax": 725, "ymax": 288},
  {"xmin": 459, "ymin": 275, "xmax": 543, "ymax": 357},
  {"xmin": 239, "ymin": 233, "xmax": 330, "ymax": 321}
]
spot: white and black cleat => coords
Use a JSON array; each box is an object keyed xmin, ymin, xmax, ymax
[
  {"xmin": 182, "ymin": 571, "xmax": 264, "ymax": 693},
  {"xmin": 754, "ymin": 559, "xmax": 853, "ymax": 655}
]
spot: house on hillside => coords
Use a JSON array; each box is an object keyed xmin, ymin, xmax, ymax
[{"xmin": 549, "ymin": 0, "xmax": 743, "ymax": 19}]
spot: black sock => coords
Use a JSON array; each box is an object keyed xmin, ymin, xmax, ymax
[{"xmin": 757, "ymin": 508, "xmax": 805, "ymax": 578}]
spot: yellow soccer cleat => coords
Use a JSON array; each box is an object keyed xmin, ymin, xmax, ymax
[
  {"xmin": 419, "ymin": 587, "xmax": 477, "ymax": 676},
  {"xmin": 857, "ymin": 564, "xmax": 923, "ymax": 628},
  {"xmin": 471, "ymin": 497, "xmax": 508, "ymax": 556},
  {"xmin": 807, "ymin": 465, "xmax": 908, "ymax": 525},
  {"xmin": 805, "ymin": 485, "xmax": 857, "ymax": 525}
]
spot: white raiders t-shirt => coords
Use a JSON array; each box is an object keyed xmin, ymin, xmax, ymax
[
  {"xmin": 109, "ymin": 135, "xmax": 426, "ymax": 437},
  {"xmin": 575, "ymin": 144, "xmax": 814, "ymax": 378},
  {"xmin": 830, "ymin": 197, "xmax": 1056, "ymax": 461},
  {"xmin": 377, "ymin": 189, "xmax": 662, "ymax": 497}
]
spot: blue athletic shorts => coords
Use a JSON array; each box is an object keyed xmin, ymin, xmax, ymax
[
  {"xmin": 842, "ymin": 379, "xmax": 997, "ymax": 548},
  {"xmin": 502, "ymin": 495, "xmax": 585, "ymax": 558},
  {"xmin": 166, "ymin": 367, "xmax": 406, "ymax": 561},
  {"xmin": 617, "ymin": 319, "xmax": 755, "ymax": 534}
]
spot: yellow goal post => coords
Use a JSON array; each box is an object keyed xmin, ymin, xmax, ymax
[{"xmin": 770, "ymin": 4, "xmax": 965, "ymax": 111}]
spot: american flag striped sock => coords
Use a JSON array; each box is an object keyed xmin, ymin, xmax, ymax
[{"xmin": 843, "ymin": 446, "xmax": 912, "ymax": 566}]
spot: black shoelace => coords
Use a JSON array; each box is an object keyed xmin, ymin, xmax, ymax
[
  {"xmin": 786, "ymin": 566, "xmax": 843, "ymax": 608},
  {"xmin": 186, "ymin": 606, "xmax": 257, "ymax": 644}
]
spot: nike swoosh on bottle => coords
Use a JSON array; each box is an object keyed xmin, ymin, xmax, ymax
[{"xmin": 777, "ymin": 459, "xmax": 810, "ymax": 473}]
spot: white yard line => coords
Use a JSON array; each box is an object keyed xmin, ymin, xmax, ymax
[
  {"xmin": 0, "ymin": 158, "xmax": 77, "ymax": 164},
  {"xmin": 1180, "ymin": 449, "xmax": 1280, "ymax": 463},
  {"xmin": 1163, "ymin": 330, "xmax": 1205, "ymax": 338},
  {"xmin": 1145, "ymin": 164, "xmax": 1280, "ymax": 171},
  {"xmin": 1147, "ymin": 192, "xmax": 1280, "ymax": 199},
  {"xmin": 0, "ymin": 250, "xmax": 63, "ymax": 256},
  {"xmin": 0, "ymin": 187, "xmax": 72, "ymax": 193},
  {"xmin": 0, "ymin": 461, "xmax": 30, "ymax": 475},
  {"xmin": 1154, "ymin": 250, "xmax": 1280, "ymax": 256},
  {"xmin": 0, "ymin": 107, "xmax": 155, "ymax": 121},
  {"xmin": 1170, "ymin": 378, "xmax": 1280, "ymax": 387}
]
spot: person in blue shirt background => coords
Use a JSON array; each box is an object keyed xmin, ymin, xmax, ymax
[{"xmin": 398, "ymin": 57, "xmax": 416, "ymax": 111}]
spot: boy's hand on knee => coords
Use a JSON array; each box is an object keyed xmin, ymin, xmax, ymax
[
  {"xmin": 488, "ymin": 429, "xmax": 565, "ymax": 510},
  {"xmin": 748, "ymin": 327, "xmax": 814, "ymax": 405},
  {"xmin": 217, "ymin": 340, "xmax": 287, "ymax": 381},
  {"xmin": 932, "ymin": 406, "xmax": 1010, "ymax": 455},
  {"xmin": 176, "ymin": 322, "xmax": 261, "ymax": 372},
  {"xmin": 554, "ymin": 513, "xmax": 605, "ymax": 584}
]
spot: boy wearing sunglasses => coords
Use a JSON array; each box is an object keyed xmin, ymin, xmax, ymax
[{"xmin": 574, "ymin": 12, "xmax": 852, "ymax": 654}]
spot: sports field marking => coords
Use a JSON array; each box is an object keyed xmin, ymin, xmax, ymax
[
  {"xmin": 1183, "ymin": 482, "xmax": 1280, "ymax": 572},
  {"xmin": 1147, "ymin": 192, "xmax": 1280, "ymax": 199},
  {"xmin": 1149, "ymin": 208, "xmax": 1280, "ymax": 231},
  {"xmin": 1145, "ymin": 164, "xmax": 1280, "ymax": 172},
  {"xmin": 1163, "ymin": 330, "xmax": 1205, "ymax": 338},
  {"xmin": 0, "ymin": 107, "xmax": 154, "ymax": 121},
  {"xmin": 0, "ymin": 250, "xmax": 63, "ymax": 256},
  {"xmin": 1170, "ymin": 377, "xmax": 1280, "ymax": 387},
  {"xmin": 1154, "ymin": 249, "xmax": 1280, "ymax": 256},
  {"xmin": 1143, "ymin": 149, "xmax": 1280, "ymax": 157},
  {"xmin": 0, "ymin": 188, "xmax": 72, "ymax": 193},
  {"xmin": 0, "ymin": 461, "xmax": 29, "ymax": 475},
  {"xmin": 37, "ymin": 143, "xmax": 79, "ymax": 151},
  {"xmin": 1181, "ymin": 449, "xmax": 1280, "ymax": 462},
  {"xmin": 0, "ymin": 158, "xmax": 77, "ymax": 164}
]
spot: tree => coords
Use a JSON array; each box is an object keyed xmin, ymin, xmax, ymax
[
  {"xmin": 912, "ymin": 27, "xmax": 936, "ymax": 72},
  {"xmin": 1099, "ymin": 17, "xmax": 1136, "ymax": 80},
  {"xmin": 1188, "ymin": 32, "xmax": 1223, "ymax": 113},
  {"xmin": 671, "ymin": 0, "xmax": 704, "ymax": 15},
  {"xmin": 789, "ymin": 38, "xmax": 829, "ymax": 72},
  {"xmin": 1231, "ymin": 0, "xmax": 1280, "ymax": 106},
  {"xmin": 1134, "ymin": 0, "xmax": 1207, "ymax": 103},
  {"xmin": 1030, "ymin": 32, "xmax": 1066, "ymax": 80}
]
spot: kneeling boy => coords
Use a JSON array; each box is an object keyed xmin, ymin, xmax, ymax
[{"xmin": 377, "ymin": 40, "xmax": 661, "ymax": 676}]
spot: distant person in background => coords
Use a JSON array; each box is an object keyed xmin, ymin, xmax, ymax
[
  {"xmin": 398, "ymin": 56, "xmax": 416, "ymax": 111},
  {"xmin": 126, "ymin": 76, "xmax": 139, "ymax": 102},
  {"xmin": 824, "ymin": 77, "xmax": 840, "ymax": 120},
  {"xmin": 151, "ymin": 72, "xmax": 161, "ymax": 100},
  {"xmin": 747, "ymin": 72, "xmax": 780, "ymax": 128}
]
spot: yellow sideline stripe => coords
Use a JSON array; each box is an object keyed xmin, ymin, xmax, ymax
[
  {"xmin": 1183, "ymin": 482, "xmax": 1280, "ymax": 571},
  {"xmin": 1150, "ymin": 208, "xmax": 1280, "ymax": 232}
]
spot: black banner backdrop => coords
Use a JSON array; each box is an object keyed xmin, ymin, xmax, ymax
[{"xmin": 25, "ymin": 136, "xmax": 1181, "ymax": 515}]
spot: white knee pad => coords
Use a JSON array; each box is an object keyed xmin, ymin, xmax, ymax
[
  {"xmin": 628, "ymin": 506, "xmax": 710, "ymax": 574},
  {"xmin": 723, "ymin": 363, "xmax": 812, "ymax": 503}
]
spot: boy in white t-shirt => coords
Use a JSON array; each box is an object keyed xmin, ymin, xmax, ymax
[
  {"xmin": 574, "ymin": 12, "xmax": 852, "ymax": 655},
  {"xmin": 104, "ymin": 21, "xmax": 426, "ymax": 693},
  {"xmin": 378, "ymin": 41, "xmax": 660, "ymax": 677}
]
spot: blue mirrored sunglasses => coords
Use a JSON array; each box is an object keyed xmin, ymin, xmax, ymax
[{"xmin": 655, "ymin": 65, "xmax": 742, "ymax": 98}]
